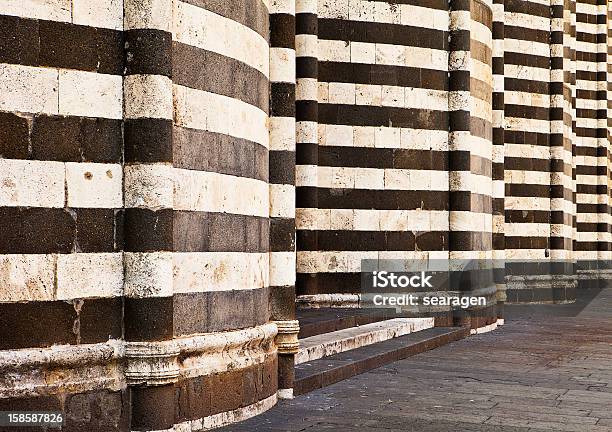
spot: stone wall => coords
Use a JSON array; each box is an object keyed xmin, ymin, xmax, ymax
[
  {"xmin": 292, "ymin": 0, "xmax": 612, "ymax": 311},
  {"xmin": 296, "ymin": 0, "xmax": 453, "ymax": 305},
  {"xmin": 1, "ymin": 0, "xmax": 612, "ymax": 430},
  {"xmin": 293, "ymin": 0, "xmax": 501, "ymax": 327},
  {"xmin": 573, "ymin": 0, "xmax": 612, "ymax": 288}
]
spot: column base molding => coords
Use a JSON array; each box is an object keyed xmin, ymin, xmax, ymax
[{"xmin": 274, "ymin": 320, "xmax": 300, "ymax": 354}]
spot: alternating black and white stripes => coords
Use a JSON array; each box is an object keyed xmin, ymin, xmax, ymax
[
  {"xmin": 574, "ymin": 0, "xmax": 610, "ymax": 262},
  {"xmin": 295, "ymin": 0, "xmax": 320, "ymax": 299},
  {"xmin": 269, "ymin": 0, "xmax": 298, "ymax": 399},
  {"xmin": 549, "ymin": 0, "xmax": 574, "ymax": 262},
  {"xmin": 503, "ymin": 0, "xmax": 553, "ymax": 262},
  {"xmin": 0, "ymin": 0, "xmax": 127, "ymax": 426},
  {"xmin": 449, "ymin": 0, "xmax": 475, "ymax": 260},
  {"xmin": 492, "ymin": 0, "xmax": 506, "ymax": 314},
  {"xmin": 2, "ymin": 0, "xmax": 612, "ymax": 429},
  {"xmin": 296, "ymin": 0, "xmax": 453, "ymax": 310}
]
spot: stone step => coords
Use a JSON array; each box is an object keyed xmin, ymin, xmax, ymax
[
  {"xmin": 297, "ymin": 308, "xmax": 400, "ymax": 339},
  {"xmin": 295, "ymin": 326, "xmax": 469, "ymax": 396},
  {"xmin": 295, "ymin": 317, "xmax": 435, "ymax": 365}
]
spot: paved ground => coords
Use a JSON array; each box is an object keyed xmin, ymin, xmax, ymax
[{"xmin": 222, "ymin": 288, "xmax": 612, "ymax": 431}]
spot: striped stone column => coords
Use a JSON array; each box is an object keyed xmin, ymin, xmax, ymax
[
  {"xmin": 549, "ymin": 0, "xmax": 576, "ymax": 301},
  {"xmin": 269, "ymin": 0, "xmax": 299, "ymax": 399},
  {"xmin": 503, "ymin": 0, "xmax": 556, "ymax": 303},
  {"xmin": 0, "ymin": 0, "xmax": 127, "ymax": 428},
  {"xmin": 573, "ymin": 0, "xmax": 598, "ymax": 265},
  {"xmin": 449, "ymin": 0, "xmax": 474, "ymax": 327},
  {"xmin": 492, "ymin": 0, "xmax": 506, "ymax": 321},
  {"xmin": 123, "ymin": 1, "xmax": 176, "ymax": 430},
  {"xmin": 568, "ymin": 0, "xmax": 577, "ymax": 290},
  {"xmin": 608, "ymin": 0, "xmax": 612, "ymax": 281},
  {"xmin": 449, "ymin": 0, "xmax": 497, "ymax": 330},
  {"xmin": 571, "ymin": 0, "xmax": 577, "ymax": 258},
  {"xmin": 295, "ymin": 0, "xmax": 320, "ymax": 300},
  {"xmin": 471, "ymin": 0, "xmax": 497, "ymax": 329},
  {"xmin": 568, "ymin": 0, "xmax": 577, "ymax": 281},
  {"xmin": 575, "ymin": 0, "xmax": 610, "ymax": 286},
  {"xmin": 449, "ymin": 0, "xmax": 472, "ymax": 244},
  {"xmin": 568, "ymin": 0, "xmax": 578, "ymax": 292},
  {"xmin": 171, "ymin": 0, "xmax": 278, "ymax": 428},
  {"xmin": 125, "ymin": 0, "xmax": 281, "ymax": 429},
  {"xmin": 595, "ymin": 0, "xmax": 610, "ymax": 273}
]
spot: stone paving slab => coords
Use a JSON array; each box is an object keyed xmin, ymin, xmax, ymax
[{"xmin": 219, "ymin": 289, "xmax": 612, "ymax": 432}]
